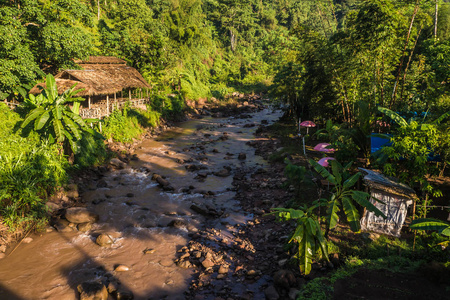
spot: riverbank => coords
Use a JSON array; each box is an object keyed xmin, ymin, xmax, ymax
[
  {"xmin": 0, "ymin": 95, "xmax": 283, "ymax": 299},
  {"xmin": 0, "ymin": 94, "xmax": 265, "ymax": 258}
]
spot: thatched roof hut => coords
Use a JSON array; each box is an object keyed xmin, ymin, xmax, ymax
[
  {"xmin": 30, "ymin": 56, "xmax": 150, "ymax": 97},
  {"xmin": 359, "ymin": 168, "xmax": 417, "ymax": 237}
]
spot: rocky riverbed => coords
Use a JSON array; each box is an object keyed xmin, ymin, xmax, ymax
[{"xmin": 0, "ymin": 99, "xmax": 317, "ymax": 300}]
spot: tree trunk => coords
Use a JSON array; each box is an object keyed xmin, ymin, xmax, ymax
[
  {"xmin": 434, "ymin": 0, "xmax": 438, "ymax": 39},
  {"xmin": 230, "ymin": 29, "xmax": 236, "ymax": 52},
  {"xmin": 97, "ymin": 0, "xmax": 101, "ymax": 20},
  {"xmin": 390, "ymin": 0, "xmax": 420, "ymax": 108},
  {"xmin": 401, "ymin": 26, "xmax": 423, "ymax": 101}
]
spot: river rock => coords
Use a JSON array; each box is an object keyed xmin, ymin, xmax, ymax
[
  {"xmin": 65, "ymin": 183, "xmax": 78, "ymax": 191},
  {"xmin": 77, "ymin": 281, "xmax": 108, "ymax": 300},
  {"xmin": 289, "ymin": 288, "xmax": 300, "ymax": 300},
  {"xmin": 96, "ymin": 234, "xmax": 114, "ymax": 247},
  {"xmin": 190, "ymin": 204, "xmax": 209, "ymax": 216},
  {"xmin": 97, "ymin": 179, "xmax": 108, "ymax": 188},
  {"xmin": 77, "ymin": 222, "xmax": 92, "ymax": 232},
  {"xmin": 201, "ymin": 258, "xmax": 215, "ymax": 268},
  {"xmin": 177, "ymin": 259, "xmax": 192, "ymax": 269},
  {"xmin": 185, "ymin": 164, "xmax": 207, "ymax": 171},
  {"xmin": 153, "ymin": 174, "xmax": 170, "ymax": 187},
  {"xmin": 214, "ymin": 168, "xmax": 230, "ymax": 177},
  {"xmin": 53, "ymin": 219, "xmax": 73, "ymax": 232},
  {"xmin": 92, "ymin": 198, "xmax": 106, "ymax": 205},
  {"xmin": 218, "ymin": 265, "xmax": 229, "ymax": 274},
  {"xmin": 116, "ymin": 290, "xmax": 134, "ymax": 300},
  {"xmin": 143, "ymin": 248, "xmax": 156, "ymax": 254},
  {"xmin": 110, "ymin": 158, "xmax": 126, "ymax": 169},
  {"xmin": 264, "ymin": 285, "xmax": 279, "ymax": 300},
  {"xmin": 22, "ymin": 237, "xmax": 33, "ymax": 244},
  {"xmin": 114, "ymin": 264, "xmax": 130, "ymax": 272},
  {"xmin": 273, "ymin": 269, "xmax": 297, "ymax": 290},
  {"xmin": 167, "ymin": 219, "xmax": 187, "ymax": 229},
  {"xmin": 66, "ymin": 190, "xmax": 79, "ymax": 199},
  {"xmin": 238, "ymin": 153, "xmax": 246, "ymax": 160},
  {"xmin": 46, "ymin": 201, "xmax": 60, "ymax": 213},
  {"xmin": 65, "ymin": 207, "xmax": 99, "ymax": 224}
]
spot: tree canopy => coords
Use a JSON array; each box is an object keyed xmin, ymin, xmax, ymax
[{"xmin": 0, "ymin": 0, "xmax": 449, "ymax": 119}]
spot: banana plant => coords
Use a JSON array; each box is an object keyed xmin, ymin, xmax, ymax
[
  {"xmin": 309, "ymin": 159, "xmax": 386, "ymax": 233},
  {"xmin": 271, "ymin": 200, "xmax": 329, "ymax": 275},
  {"xmin": 20, "ymin": 74, "xmax": 97, "ymax": 154},
  {"xmin": 410, "ymin": 218, "xmax": 450, "ymax": 248}
]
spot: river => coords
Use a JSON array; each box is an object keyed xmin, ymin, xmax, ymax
[{"xmin": 0, "ymin": 104, "xmax": 281, "ymax": 300}]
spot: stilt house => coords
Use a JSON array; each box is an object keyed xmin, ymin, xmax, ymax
[{"xmin": 30, "ymin": 56, "xmax": 151, "ymax": 119}]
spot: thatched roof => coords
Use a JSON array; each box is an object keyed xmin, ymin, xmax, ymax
[
  {"xmin": 358, "ymin": 168, "xmax": 417, "ymax": 199},
  {"xmin": 29, "ymin": 79, "xmax": 93, "ymax": 96},
  {"xmin": 74, "ymin": 56, "xmax": 126, "ymax": 65},
  {"xmin": 30, "ymin": 56, "xmax": 150, "ymax": 97}
]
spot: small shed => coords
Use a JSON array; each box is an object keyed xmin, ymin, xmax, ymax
[
  {"xmin": 359, "ymin": 168, "xmax": 417, "ymax": 237},
  {"xmin": 30, "ymin": 56, "xmax": 151, "ymax": 119}
]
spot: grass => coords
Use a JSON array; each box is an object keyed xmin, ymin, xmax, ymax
[
  {"xmin": 0, "ymin": 103, "xmax": 68, "ymax": 231},
  {"xmin": 101, "ymin": 104, "xmax": 161, "ymax": 143}
]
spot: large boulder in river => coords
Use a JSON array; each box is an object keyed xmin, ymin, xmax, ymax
[
  {"xmin": 77, "ymin": 281, "xmax": 108, "ymax": 300},
  {"xmin": 65, "ymin": 207, "xmax": 99, "ymax": 224}
]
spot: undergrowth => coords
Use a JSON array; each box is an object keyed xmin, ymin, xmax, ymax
[
  {"xmin": 101, "ymin": 103, "xmax": 161, "ymax": 143},
  {"xmin": 0, "ymin": 104, "xmax": 68, "ymax": 231}
]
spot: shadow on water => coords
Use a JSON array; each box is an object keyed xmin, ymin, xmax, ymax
[{"xmin": 0, "ymin": 283, "xmax": 26, "ymax": 300}]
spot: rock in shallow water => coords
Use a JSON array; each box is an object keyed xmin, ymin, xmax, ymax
[
  {"xmin": 114, "ymin": 264, "xmax": 130, "ymax": 272},
  {"xmin": 96, "ymin": 234, "xmax": 113, "ymax": 247},
  {"xmin": 77, "ymin": 222, "xmax": 92, "ymax": 232},
  {"xmin": 65, "ymin": 207, "xmax": 99, "ymax": 224},
  {"xmin": 77, "ymin": 281, "xmax": 108, "ymax": 300}
]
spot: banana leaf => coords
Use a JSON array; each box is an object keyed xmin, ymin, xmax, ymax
[
  {"xmin": 342, "ymin": 197, "xmax": 360, "ymax": 232},
  {"xmin": 410, "ymin": 218, "xmax": 450, "ymax": 233},
  {"xmin": 327, "ymin": 195, "xmax": 340, "ymax": 229},
  {"xmin": 309, "ymin": 158, "xmax": 336, "ymax": 185},
  {"xmin": 351, "ymin": 190, "xmax": 386, "ymax": 218},
  {"xmin": 378, "ymin": 107, "xmax": 407, "ymax": 126}
]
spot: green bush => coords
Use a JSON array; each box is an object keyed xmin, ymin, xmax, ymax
[
  {"xmin": 102, "ymin": 104, "xmax": 162, "ymax": 143},
  {"xmin": 73, "ymin": 133, "xmax": 108, "ymax": 168},
  {"xmin": 0, "ymin": 104, "xmax": 68, "ymax": 230},
  {"xmin": 101, "ymin": 105, "xmax": 144, "ymax": 143}
]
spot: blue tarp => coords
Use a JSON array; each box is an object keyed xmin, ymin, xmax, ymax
[
  {"xmin": 370, "ymin": 133, "xmax": 441, "ymax": 162},
  {"xmin": 370, "ymin": 133, "xmax": 392, "ymax": 154}
]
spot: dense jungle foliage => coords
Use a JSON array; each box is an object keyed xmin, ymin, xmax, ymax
[{"xmin": 1, "ymin": 0, "xmax": 450, "ymax": 235}]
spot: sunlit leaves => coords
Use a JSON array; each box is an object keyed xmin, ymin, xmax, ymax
[{"xmin": 271, "ymin": 204, "xmax": 329, "ymax": 275}]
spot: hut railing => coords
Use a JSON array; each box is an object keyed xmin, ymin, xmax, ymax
[{"xmin": 79, "ymin": 98, "xmax": 149, "ymax": 119}]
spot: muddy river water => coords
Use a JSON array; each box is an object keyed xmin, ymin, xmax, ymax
[{"xmin": 0, "ymin": 105, "xmax": 281, "ymax": 300}]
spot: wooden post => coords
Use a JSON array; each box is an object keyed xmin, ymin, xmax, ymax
[
  {"xmin": 129, "ymin": 89, "xmax": 131, "ymax": 101},
  {"xmin": 114, "ymin": 92, "xmax": 117, "ymax": 111},
  {"xmin": 106, "ymin": 95, "xmax": 109, "ymax": 115},
  {"xmin": 88, "ymin": 96, "xmax": 91, "ymax": 109}
]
